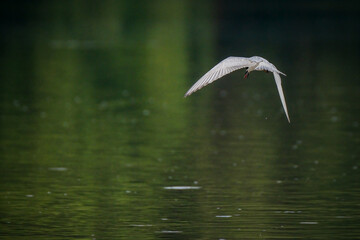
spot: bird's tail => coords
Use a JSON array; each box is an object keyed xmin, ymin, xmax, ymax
[{"xmin": 278, "ymin": 70, "xmax": 286, "ymax": 76}]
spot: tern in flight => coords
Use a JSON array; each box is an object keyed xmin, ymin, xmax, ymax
[{"xmin": 184, "ymin": 56, "xmax": 290, "ymax": 123}]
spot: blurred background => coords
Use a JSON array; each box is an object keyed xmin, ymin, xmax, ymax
[{"xmin": 0, "ymin": 0, "xmax": 359, "ymax": 239}]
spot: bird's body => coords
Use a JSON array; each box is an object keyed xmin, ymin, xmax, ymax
[{"xmin": 184, "ymin": 56, "xmax": 290, "ymax": 123}]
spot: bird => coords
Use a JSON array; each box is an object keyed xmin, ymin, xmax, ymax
[{"xmin": 184, "ymin": 56, "xmax": 290, "ymax": 123}]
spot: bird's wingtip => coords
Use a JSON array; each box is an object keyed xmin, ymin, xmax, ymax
[{"xmin": 286, "ymin": 114, "xmax": 291, "ymax": 123}]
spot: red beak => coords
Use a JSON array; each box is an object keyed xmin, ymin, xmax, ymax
[{"xmin": 244, "ymin": 72, "xmax": 249, "ymax": 79}]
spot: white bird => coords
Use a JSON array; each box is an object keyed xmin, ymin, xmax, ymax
[{"xmin": 184, "ymin": 56, "xmax": 290, "ymax": 123}]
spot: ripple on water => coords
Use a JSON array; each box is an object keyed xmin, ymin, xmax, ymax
[
  {"xmin": 48, "ymin": 167, "xmax": 68, "ymax": 171},
  {"xmin": 157, "ymin": 230, "xmax": 182, "ymax": 234},
  {"xmin": 299, "ymin": 222, "xmax": 318, "ymax": 225},
  {"xmin": 130, "ymin": 224, "xmax": 153, "ymax": 227},
  {"xmin": 216, "ymin": 215, "xmax": 232, "ymax": 218},
  {"xmin": 163, "ymin": 186, "xmax": 202, "ymax": 190}
]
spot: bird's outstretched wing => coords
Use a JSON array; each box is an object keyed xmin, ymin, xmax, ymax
[
  {"xmin": 273, "ymin": 72, "xmax": 290, "ymax": 123},
  {"xmin": 184, "ymin": 57, "xmax": 253, "ymax": 97},
  {"xmin": 255, "ymin": 62, "xmax": 286, "ymax": 76}
]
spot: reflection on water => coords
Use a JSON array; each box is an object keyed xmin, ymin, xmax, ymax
[{"xmin": 1, "ymin": 1, "xmax": 360, "ymax": 239}]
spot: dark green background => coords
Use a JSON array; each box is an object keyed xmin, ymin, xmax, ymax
[{"xmin": 1, "ymin": 1, "xmax": 359, "ymax": 239}]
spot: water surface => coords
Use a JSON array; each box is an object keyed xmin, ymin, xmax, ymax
[{"xmin": 1, "ymin": 1, "xmax": 359, "ymax": 239}]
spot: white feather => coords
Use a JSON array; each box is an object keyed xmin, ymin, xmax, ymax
[{"xmin": 185, "ymin": 56, "xmax": 290, "ymax": 123}]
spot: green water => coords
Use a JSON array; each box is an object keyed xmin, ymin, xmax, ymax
[{"xmin": 1, "ymin": 1, "xmax": 360, "ymax": 239}]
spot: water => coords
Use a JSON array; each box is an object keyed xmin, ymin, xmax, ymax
[{"xmin": 1, "ymin": 1, "xmax": 360, "ymax": 239}]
